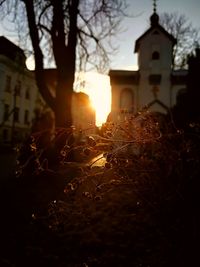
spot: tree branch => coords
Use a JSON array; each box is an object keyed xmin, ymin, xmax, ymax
[{"xmin": 22, "ymin": 0, "xmax": 55, "ymax": 110}]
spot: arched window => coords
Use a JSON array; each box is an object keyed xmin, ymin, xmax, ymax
[
  {"xmin": 152, "ymin": 51, "xmax": 160, "ymax": 60},
  {"xmin": 120, "ymin": 88, "xmax": 134, "ymax": 113}
]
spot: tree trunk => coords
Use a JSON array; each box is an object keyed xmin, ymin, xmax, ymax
[
  {"xmin": 24, "ymin": 0, "xmax": 79, "ymax": 128},
  {"xmin": 51, "ymin": 0, "xmax": 79, "ymax": 128},
  {"xmin": 55, "ymin": 81, "xmax": 73, "ymax": 128}
]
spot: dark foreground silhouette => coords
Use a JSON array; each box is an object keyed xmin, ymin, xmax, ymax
[{"xmin": 0, "ymin": 117, "xmax": 200, "ymax": 267}]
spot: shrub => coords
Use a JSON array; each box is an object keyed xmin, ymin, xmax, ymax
[{"xmin": 13, "ymin": 111, "xmax": 200, "ymax": 266}]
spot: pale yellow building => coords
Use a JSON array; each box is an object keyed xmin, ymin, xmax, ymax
[{"xmin": 0, "ymin": 36, "xmax": 38, "ymax": 144}]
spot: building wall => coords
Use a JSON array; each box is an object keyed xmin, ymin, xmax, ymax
[
  {"xmin": 109, "ymin": 20, "xmax": 187, "ymax": 120},
  {"xmin": 137, "ymin": 28, "xmax": 173, "ymax": 111},
  {"xmin": 0, "ymin": 37, "xmax": 97, "ymax": 144},
  {"xmin": 110, "ymin": 73, "xmax": 186, "ymax": 120},
  {"xmin": 110, "ymin": 80, "xmax": 138, "ymax": 122},
  {"xmin": 138, "ymin": 31, "xmax": 173, "ymax": 71},
  {"xmin": 0, "ymin": 54, "xmax": 38, "ymax": 144}
]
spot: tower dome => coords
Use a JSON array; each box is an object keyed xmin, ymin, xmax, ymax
[
  {"xmin": 150, "ymin": 12, "xmax": 159, "ymax": 26},
  {"xmin": 150, "ymin": 0, "xmax": 159, "ymax": 26}
]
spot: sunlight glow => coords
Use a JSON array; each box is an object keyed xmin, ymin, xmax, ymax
[
  {"xmin": 26, "ymin": 55, "xmax": 35, "ymax": 70},
  {"xmin": 25, "ymin": 56, "xmax": 111, "ymax": 126},
  {"xmin": 76, "ymin": 72, "xmax": 111, "ymax": 126}
]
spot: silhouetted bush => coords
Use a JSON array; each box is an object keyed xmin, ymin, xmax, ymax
[{"xmin": 1, "ymin": 111, "xmax": 200, "ymax": 266}]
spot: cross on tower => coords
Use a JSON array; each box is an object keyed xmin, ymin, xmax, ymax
[{"xmin": 153, "ymin": 0, "xmax": 157, "ymax": 13}]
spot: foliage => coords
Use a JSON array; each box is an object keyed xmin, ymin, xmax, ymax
[{"xmin": 2, "ymin": 110, "xmax": 198, "ymax": 266}]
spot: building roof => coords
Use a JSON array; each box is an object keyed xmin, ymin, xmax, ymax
[
  {"xmin": 171, "ymin": 70, "xmax": 188, "ymax": 85},
  {"xmin": 109, "ymin": 69, "xmax": 137, "ymax": 76},
  {"xmin": 109, "ymin": 68, "xmax": 188, "ymax": 86},
  {"xmin": 0, "ymin": 36, "xmax": 26, "ymax": 62},
  {"xmin": 145, "ymin": 99, "xmax": 170, "ymax": 113},
  {"xmin": 134, "ymin": 13, "xmax": 177, "ymax": 53},
  {"xmin": 109, "ymin": 70, "xmax": 139, "ymax": 85}
]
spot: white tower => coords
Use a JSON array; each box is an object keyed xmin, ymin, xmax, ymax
[{"xmin": 134, "ymin": 1, "xmax": 176, "ymax": 111}]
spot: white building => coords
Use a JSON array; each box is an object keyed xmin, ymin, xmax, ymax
[
  {"xmin": 0, "ymin": 36, "xmax": 38, "ymax": 144},
  {"xmin": 109, "ymin": 10, "xmax": 187, "ymax": 122}
]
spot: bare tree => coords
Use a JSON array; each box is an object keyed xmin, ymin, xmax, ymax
[
  {"xmin": 0, "ymin": 0, "xmax": 127, "ymax": 127},
  {"xmin": 160, "ymin": 12, "xmax": 200, "ymax": 69}
]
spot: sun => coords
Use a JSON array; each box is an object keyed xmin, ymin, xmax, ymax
[
  {"xmin": 26, "ymin": 55, "xmax": 35, "ymax": 70},
  {"xmin": 77, "ymin": 72, "xmax": 111, "ymax": 126},
  {"xmin": 26, "ymin": 60, "xmax": 111, "ymax": 126}
]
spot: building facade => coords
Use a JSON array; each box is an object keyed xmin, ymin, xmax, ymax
[
  {"xmin": 0, "ymin": 36, "xmax": 38, "ymax": 144},
  {"xmin": 109, "ymin": 11, "xmax": 187, "ymax": 122},
  {"xmin": 0, "ymin": 36, "xmax": 96, "ymax": 144}
]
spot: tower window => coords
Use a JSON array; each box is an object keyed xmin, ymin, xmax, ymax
[
  {"xmin": 152, "ymin": 51, "xmax": 160, "ymax": 60},
  {"xmin": 149, "ymin": 74, "xmax": 161, "ymax": 85}
]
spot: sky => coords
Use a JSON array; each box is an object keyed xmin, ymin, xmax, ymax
[
  {"xmin": 110, "ymin": 0, "xmax": 200, "ymax": 71},
  {"xmin": 1, "ymin": 0, "xmax": 200, "ymax": 71},
  {"xmin": 1, "ymin": 0, "xmax": 200, "ymax": 126},
  {"xmin": 95, "ymin": 0, "xmax": 200, "ymax": 124}
]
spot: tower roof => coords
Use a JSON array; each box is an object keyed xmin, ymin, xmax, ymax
[
  {"xmin": 150, "ymin": 12, "xmax": 159, "ymax": 26},
  {"xmin": 150, "ymin": 0, "xmax": 159, "ymax": 26},
  {"xmin": 134, "ymin": 0, "xmax": 176, "ymax": 52},
  {"xmin": 134, "ymin": 8, "xmax": 177, "ymax": 53}
]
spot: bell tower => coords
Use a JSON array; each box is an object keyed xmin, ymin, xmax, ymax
[
  {"xmin": 134, "ymin": 0, "xmax": 177, "ymax": 110},
  {"xmin": 135, "ymin": 0, "xmax": 176, "ymax": 73},
  {"xmin": 109, "ymin": 0, "xmax": 187, "ymax": 121}
]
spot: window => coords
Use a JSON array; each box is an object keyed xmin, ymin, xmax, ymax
[
  {"xmin": 4, "ymin": 104, "xmax": 9, "ymax": 121},
  {"xmin": 120, "ymin": 88, "xmax": 134, "ymax": 113},
  {"xmin": 24, "ymin": 110, "xmax": 29, "ymax": 124},
  {"xmin": 25, "ymin": 87, "xmax": 30, "ymax": 99},
  {"xmin": 149, "ymin": 74, "xmax": 161, "ymax": 85},
  {"xmin": 14, "ymin": 107, "xmax": 19, "ymax": 122},
  {"xmin": 5, "ymin": 75, "xmax": 11, "ymax": 92},
  {"xmin": 152, "ymin": 51, "xmax": 160, "ymax": 60},
  {"xmin": 14, "ymin": 80, "xmax": 21, "ymax": 96}
]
